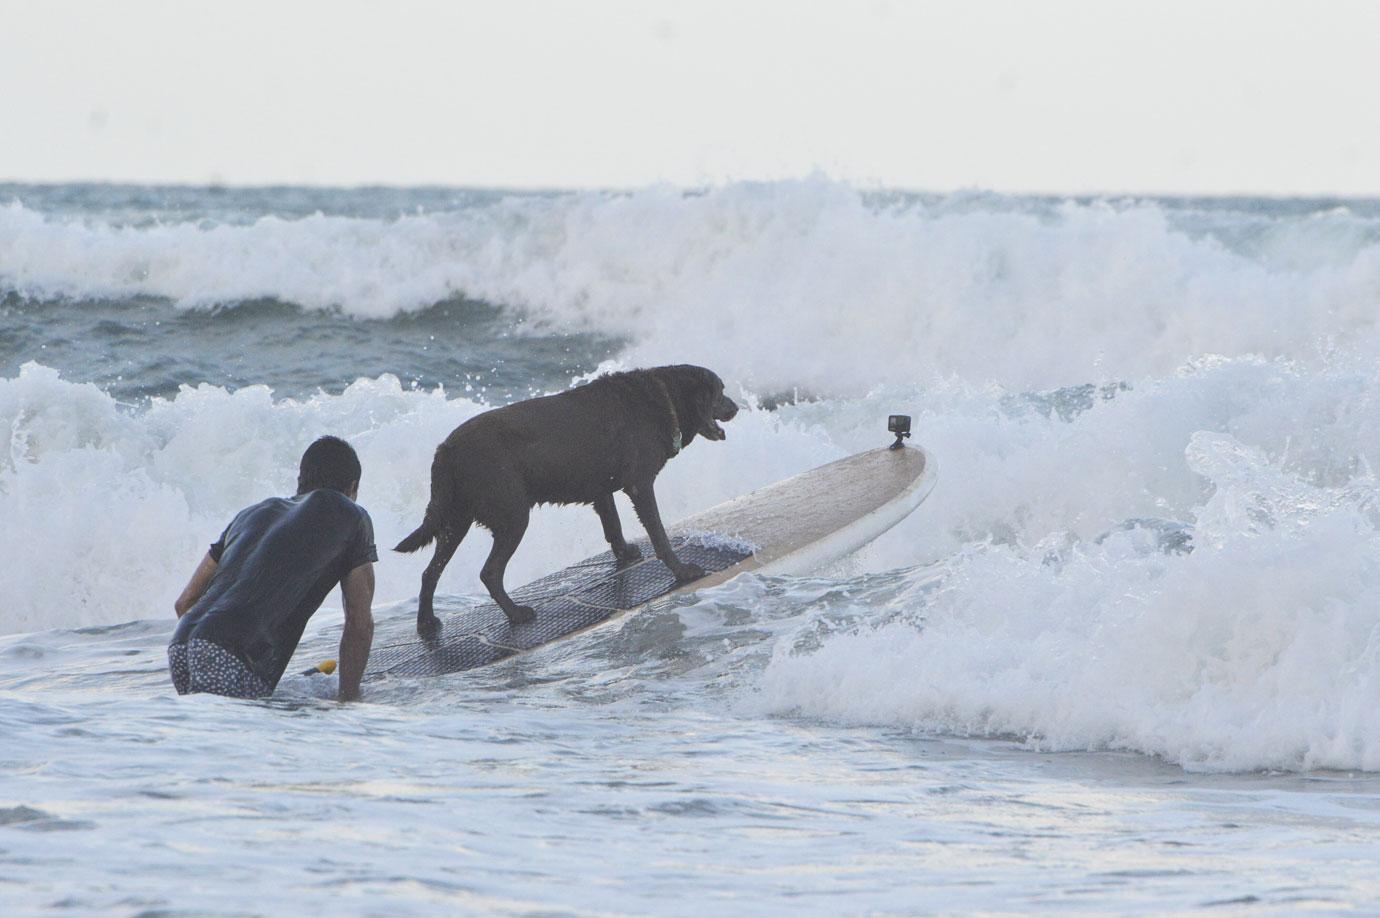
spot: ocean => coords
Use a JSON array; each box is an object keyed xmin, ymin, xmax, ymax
[{"xmin": 4, "ymin": 180, "xmax": 1380, "ymax": 912}]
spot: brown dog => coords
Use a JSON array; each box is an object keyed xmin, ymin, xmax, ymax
[{"xmin": 395, "ymin": 365, "xmax": 738, "ymax": 636}]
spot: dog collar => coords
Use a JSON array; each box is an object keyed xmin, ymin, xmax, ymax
[{"xmin": 671, "ymin": 430, "xmax": 682, "ymax": 454}]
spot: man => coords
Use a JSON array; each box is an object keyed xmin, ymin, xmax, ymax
[{"xmin": 170, "ymin": 436, "xmax": 377, "ymax": 701}]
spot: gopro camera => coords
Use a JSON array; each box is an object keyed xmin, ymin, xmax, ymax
[{"xmin": 888, "ymin": 414, "xmax": 911, "ymax": 449}]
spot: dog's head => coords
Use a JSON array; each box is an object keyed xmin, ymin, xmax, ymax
[{"xmin": 653, "ymin": 365, "xmax": 738, "ymax": 446}]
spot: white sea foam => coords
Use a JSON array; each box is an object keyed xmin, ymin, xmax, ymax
[
  {"xmin": 679, "ymin": 531, "xmax": 760, "ymax": 555},
  {"xmin": 6, "ymin": 182, "xmax": 1380, "ymax": 393},
  {"xmin": 754, "ymin": 360, "xmax": 1380, "ymax": 772},
  {"xmin": 0, "ymin": 362, "xmax": 831, "ymax": 636}
]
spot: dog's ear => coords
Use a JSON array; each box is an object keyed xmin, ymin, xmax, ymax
[
  {"xmin": 656, "ymin": 365, "xmax": 724, "ymax": 446},
  {"xmin": 697, "ymin": 371, "xmax": 722, "ymax": 429}
]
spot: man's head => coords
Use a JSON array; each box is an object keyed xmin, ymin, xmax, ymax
[{"xmin": 297, "ymin": 436, "xmax": 361, "ymax": 498}]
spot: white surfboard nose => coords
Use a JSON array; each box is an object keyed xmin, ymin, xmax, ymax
[{"xmin": 673, "ymin": 443, "xmax": 935, "ymax": 582}]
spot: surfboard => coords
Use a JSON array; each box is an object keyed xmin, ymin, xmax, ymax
[{"xmin": 364, "ymin": 442, "xmax": 936, "ymax": 679}]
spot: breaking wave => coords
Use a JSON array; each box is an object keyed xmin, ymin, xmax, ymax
[{"xmin": 6, "ymin": 181, "xmax": 1380, "ymax": 394}]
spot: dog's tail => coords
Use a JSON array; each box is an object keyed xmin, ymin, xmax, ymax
[
  {"xmin": 393, "ymin": 452, "xmax": 454, "ymax": 553},
  {"xmin": 393, "ymin": 518, "xmax": 436, "ymax": 553}
]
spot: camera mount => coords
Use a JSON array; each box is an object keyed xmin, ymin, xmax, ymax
[{"xmin": 888, "ymin": 414, "xmax": 911, "ymax": 450}]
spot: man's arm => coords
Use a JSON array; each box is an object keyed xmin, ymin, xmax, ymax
[
  {"xmin": 337, "ymin": 562, "xmax": 375, "ymax": 702},
  {"xmin": 174, "ymin": 553, "xmax": 218, "ymax": 617}
]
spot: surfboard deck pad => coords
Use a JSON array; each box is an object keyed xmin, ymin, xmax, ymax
[{"xmin": 366, "ymin": 535, "xmax": 752, "ymax": 678}]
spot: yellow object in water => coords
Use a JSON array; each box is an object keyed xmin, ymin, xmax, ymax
[{"xmin": 300, "ymin": 659, "xmax": 337, "ymax": 676}]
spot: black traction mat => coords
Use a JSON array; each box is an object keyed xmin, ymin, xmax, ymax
[{"xmin": 365, "ymin": 535, "xmax": 752, "ymax": 679}]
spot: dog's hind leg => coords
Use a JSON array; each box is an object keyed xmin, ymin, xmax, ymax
[
  {"xmin": 417, "ymin": 518, "xmax": 470, "ymax": 639},
  {"xmin": 480, "ymin": 508, "xmax": 536, "ymax": 626},
  {"xmin": 627, "ymin": 481, "xmax": 704, "ymax": 583},
  {"xmin": 593, "ymin": 492, "xmax": 642, "ymax": 565}
]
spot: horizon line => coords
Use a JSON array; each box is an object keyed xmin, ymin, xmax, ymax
[{"xmin": 5, "ymin": 175, "xmax": 1380, "ymax": 203}]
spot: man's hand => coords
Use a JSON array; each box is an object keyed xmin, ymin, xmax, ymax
[
  {"xmin": 337, "ymin": 562, "xmax": 375, "ymax": 702},
  {"xmin": 174, "ymin": 553, "xmax": 218, "ymax": 617}
]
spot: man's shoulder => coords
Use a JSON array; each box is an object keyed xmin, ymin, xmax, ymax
[
  {"xmin": 249, "ymin": 495, "xmax": 293, "ymax": 513},
  {"xmin": 229, "ymin": 495, "xmax": 292, "ymax": 529}
]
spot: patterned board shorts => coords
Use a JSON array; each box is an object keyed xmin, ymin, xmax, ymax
[{"xmin": 167, "ymin": 639, "xmax": 271, "ymax": 699}]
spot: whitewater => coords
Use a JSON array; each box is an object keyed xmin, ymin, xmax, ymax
[{"xmin": 5, "ymin": 180, "xmax": 1380, "ymax": 912}]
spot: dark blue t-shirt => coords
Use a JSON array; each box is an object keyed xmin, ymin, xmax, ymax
[{"xmin": 171, "ymin": 489, "xmax": 377, "ymax": 689}]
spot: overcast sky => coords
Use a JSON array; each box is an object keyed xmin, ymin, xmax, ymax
[{"xmin": 3, "ymin": 0, "xmax": 1379, "ymax": 194}]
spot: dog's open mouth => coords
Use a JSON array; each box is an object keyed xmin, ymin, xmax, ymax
[{"xmin": 703, "ymin": 393, "xmax": 737, "ymax": 442}]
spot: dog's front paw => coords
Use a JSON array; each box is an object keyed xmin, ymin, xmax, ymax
[
  {"xmin": 417, "ymin": 613, "xmax": 442, "ymax": 641},
  {"xmin": 505, "ymin": 604, "xmax": 537, "ymax": 626},
  {"xmin": 615, "ymin": 543, "xmax": 643, "ymax": 565},
  {"xmin": 670, "ymin": 561, "xmax": 706, "ymax": 583}
]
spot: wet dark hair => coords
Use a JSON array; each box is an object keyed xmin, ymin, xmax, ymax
[{"xmin": 297, "ymin": 436, "xmax": 361, "ymax": 496}]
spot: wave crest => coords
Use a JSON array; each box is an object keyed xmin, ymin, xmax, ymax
[{"xmin": 8, "ymin": 182, "xmax": 1380, "ymax": 393}]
